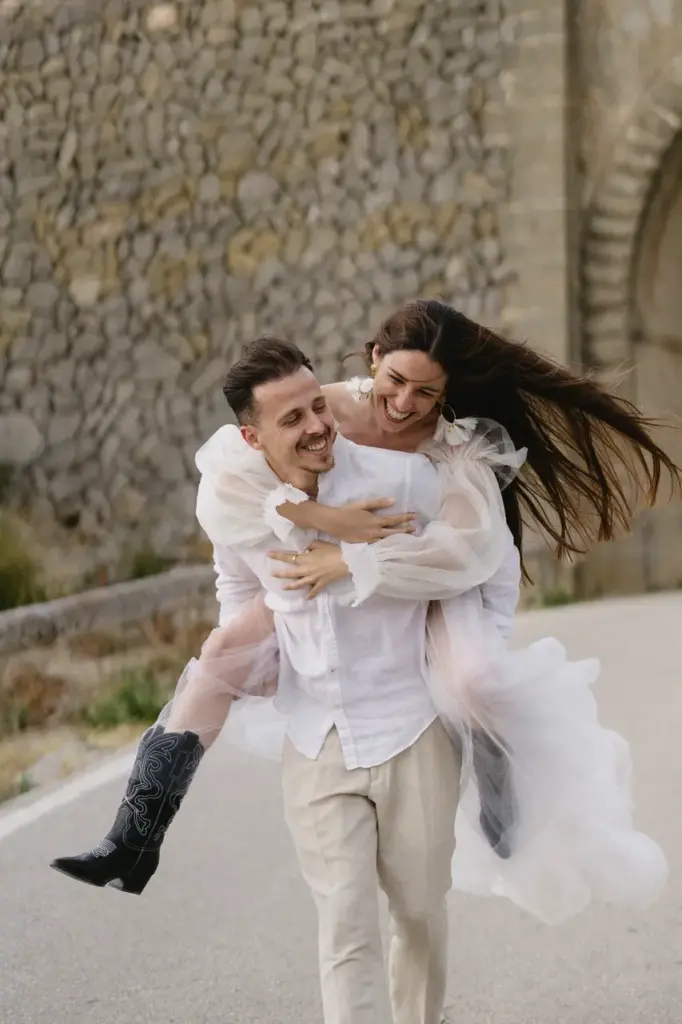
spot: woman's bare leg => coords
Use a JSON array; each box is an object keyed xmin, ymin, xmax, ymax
[{"xmin": 164, "ymin": 592, "xmax": 276, "ymax": 748}]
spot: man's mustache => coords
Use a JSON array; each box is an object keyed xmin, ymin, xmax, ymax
[{"xmin": 299, "ymin": 429, "xmax": 332, "ymax": 446}]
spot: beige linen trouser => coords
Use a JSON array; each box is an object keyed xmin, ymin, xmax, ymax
[{"xmin": 282, "ymin": 719, "xmax": 461, "ymax": 1024}]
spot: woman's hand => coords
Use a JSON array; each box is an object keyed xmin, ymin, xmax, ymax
[
  {"xmin": 280, "ymin": 496, "xmax": 416, "ymax": 542},
  {"xmin": 312, "ymin": 499, "xmax": 417, "ymax": 543},
  {"xmin": 267, "ymin": 541, "xmax": 351, "ymax": 600}
]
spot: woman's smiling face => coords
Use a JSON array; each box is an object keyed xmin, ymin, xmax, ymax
[{"xmin": 370, "ymin": 346, "xmax": 447, "ymax": 432}]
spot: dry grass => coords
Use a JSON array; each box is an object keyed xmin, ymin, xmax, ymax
[
  {"xmin": 0, "ymin": 511, "xmax": 45, "ymax": 611},
  {"xmin": 1, "ymin": 665, "xmax": 70, "ymax": 736},
  {"xmin": 0, "ymin": 612, "xmax": 216, "ymax": 802},
  {"xmin": 0, "ymin": 722, "xmax": 149, "ymax": 803},
  {"xmin": 66, "ymin": 630, "xmax": 135, "ymax": 658},
  {"xmin": 85, "ymin": 722, "xmax": 148, "ymax": 750},
  {"xmin": 0, "ymin": 728, "xmax": 75, "ymax": 803},
  {"xmin": 0, "ymin": 666, "xmax": 175, "ymax": 804}
]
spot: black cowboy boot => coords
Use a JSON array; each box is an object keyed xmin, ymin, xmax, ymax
[
  {"xmin": 472, "ymin": 730, "xmax": 516, "ymax": 860},
  {"xmin": 50, "ymin": 725, "xmax": 204, "ymax": 894}
]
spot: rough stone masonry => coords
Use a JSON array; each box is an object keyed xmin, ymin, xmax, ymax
[{"xmin": 0, "ymin": 0, "xmax": 513, "ymax": 558}]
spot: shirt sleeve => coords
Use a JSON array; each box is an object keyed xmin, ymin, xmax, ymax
[
  {"xmin": 195, "ymin": 424, "xmax": 310, "ymax": 548},
  {"xmin": 336, "ymin": 431, "xmax": 521, "ymax": 608},
  {"xmin": 212, "ymin": 544, "xmax": 265, "ymax": 628}
]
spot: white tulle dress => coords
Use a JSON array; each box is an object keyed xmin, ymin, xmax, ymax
[{"xmin": 169, "ymin": 391, "xmax": 667, "ymax": 926}]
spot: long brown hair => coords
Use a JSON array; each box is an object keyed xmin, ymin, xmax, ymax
[{"xmin": 366, "ymin": 299, "xmax": 681, "ymax": 576}]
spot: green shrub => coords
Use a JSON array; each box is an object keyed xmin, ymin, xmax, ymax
[
  {"xmin": 128, "ymin": 547, "xmax": 176, "ymax": 580},
  {"xmin": 81, "ymin": 669, "xmax": 173, "ymax": 730}
]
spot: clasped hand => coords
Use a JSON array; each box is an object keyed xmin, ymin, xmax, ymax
[
  {"xmin": 268, "ymin": 498, "xmax": 416, "ymax": 599},
  {"xmin": 268, "ymin": 541, "xmax": 348, "ymax": 600}
]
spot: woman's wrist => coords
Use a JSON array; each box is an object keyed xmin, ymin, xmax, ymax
[
  {"xmin": 263, "ymin": 484, "xmax": 310, "ymax": 542},
  {"xmin": 277, "ymin": 498, "xmax": 331, "ymax": 532},
  {"xmin": 338, "ymin": 542, "xmax": 381, "ymax": 606},
  {"xmin": 328, "ymin": 543, "xmax": 351, "ymax": 580}
]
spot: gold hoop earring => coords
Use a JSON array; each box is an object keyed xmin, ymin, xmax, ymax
[
  {"xmin": 440, "ymin": 403, "xmax": 456, "ymax": 424},
  {"xmin": 370, "ymin": 362, "xmax": 378, "ymax": 378}
]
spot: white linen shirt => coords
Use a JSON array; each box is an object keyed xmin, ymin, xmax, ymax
[{"xmin": 213, "ymin": 435, "xmax": 445, "ymax": 770}]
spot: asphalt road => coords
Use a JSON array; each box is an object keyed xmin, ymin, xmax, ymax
[{"xmin": 1, "ymin": 592, "xmax": 681, "ymax": 1024}]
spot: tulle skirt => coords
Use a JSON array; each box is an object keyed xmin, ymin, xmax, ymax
[
  {"xmin": 159, "ymin": 596, "xmax": 668, "ymax": 925},
  {"xmin": 440, "ymin": 635, "xmax": 667, "ymax": 923}
]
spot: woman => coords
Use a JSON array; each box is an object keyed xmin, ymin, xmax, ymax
[{"xmin": 52, "ymin": 300, "xmax": 679, "ymax": 921}]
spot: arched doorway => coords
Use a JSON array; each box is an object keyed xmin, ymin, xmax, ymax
[{"xmin": 580, "ymin": 70, "xmax": 682, "ymax": 598}]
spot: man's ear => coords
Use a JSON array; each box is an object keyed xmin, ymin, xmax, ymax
[{"xmin": 240, "ymin": 424, "xmax": 262, "ymax": 450}]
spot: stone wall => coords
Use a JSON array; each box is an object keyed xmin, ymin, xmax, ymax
[
  {"xmin": 0, "ymin": 0, "xmax": 514, "ymax": 562},
  {"xmin": 494, "ymin": 0, "xmax": 572, "ymax": 366}
]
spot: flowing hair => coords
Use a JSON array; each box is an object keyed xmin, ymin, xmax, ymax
[{"xmin": 366, "ymin": 300, "xmax": 681, "ymax": 577}]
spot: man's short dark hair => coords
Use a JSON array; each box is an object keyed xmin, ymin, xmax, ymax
[{"xmin": 223, "ymin": 336, "xmax": 314, "ymax": 424}]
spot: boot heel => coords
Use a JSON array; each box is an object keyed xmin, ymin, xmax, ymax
[{"xmin": 112, "ymin": 851, "xmax": 159, "ymax": 895}]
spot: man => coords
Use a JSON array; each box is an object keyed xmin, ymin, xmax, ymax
[
  {"xmin": 52, "ymin": 338, "xmax": 511, "ymax": 1024},
  {"xmin": 204, "ymin": 338, "xmax": 507, "ymax": 1024}
]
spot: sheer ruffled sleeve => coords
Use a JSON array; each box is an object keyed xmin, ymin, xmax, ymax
[
  {"xmin": 195, "ymin": 425, "xmax": 310, "ymax": 547},
  {"xmin": 480, "ymin": 529, "xmax": 522, "ymax": 640},
  {"xmin": 337, "ymin": 419, "xmax": 527, "ymax": 607}
]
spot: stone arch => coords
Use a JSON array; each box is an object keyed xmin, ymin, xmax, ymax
[
  {"xmin": 580, "ymin": 60, "xmax": 682, "ymax": 594},
  {"xmin": 632, "ymin": 131, "xmax": 682, "ymax": 361},
  {"xmin": 581, "ymin": 56, "xmax": 682, "ymax": 381}
]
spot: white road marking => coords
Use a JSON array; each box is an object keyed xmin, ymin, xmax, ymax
[{"xmin": 0, "ymin": 749, "xmax": 135, "ymax": 844}]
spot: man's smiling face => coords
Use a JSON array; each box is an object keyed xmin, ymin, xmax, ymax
[{"xmin": 241, "ymin": 366, "xmax": 336, "ymax": 492}]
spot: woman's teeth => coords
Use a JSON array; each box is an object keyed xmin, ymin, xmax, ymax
[
  {"xmin": 303, "ymin": 439, "xmax": 327, "ymax": 451},
  {"xmin": 384, "ymin": 400, "xmax": 411, "ymax": 422}
]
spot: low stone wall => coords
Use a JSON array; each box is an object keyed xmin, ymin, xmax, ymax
[
  {"xmin": 0, "ymin": 562, "xmax": 219, "ymax": 800},
  {"xmin": 0, "ymin": 540, "xmax": 573, "ymax": 661},
  {"xmin": 0, "ymin": 564, "xmax": 216, "ymax": 655}
]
